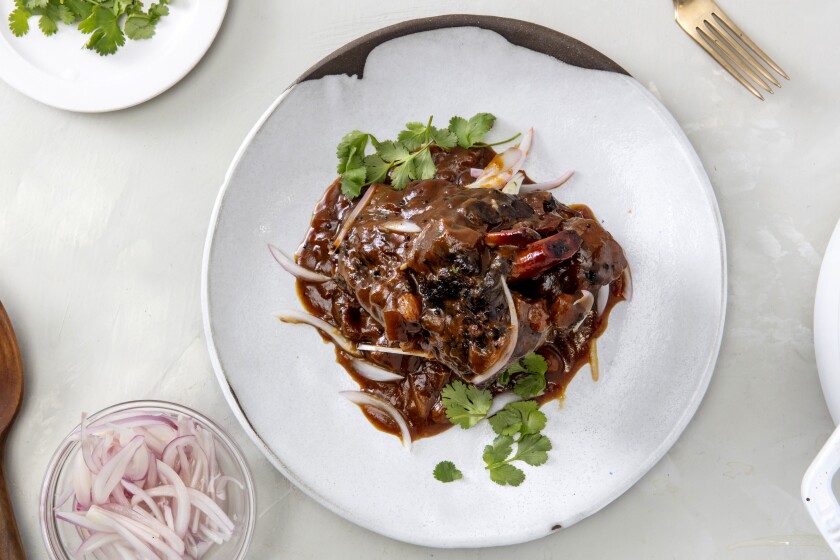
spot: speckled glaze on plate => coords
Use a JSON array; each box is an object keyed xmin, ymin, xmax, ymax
[{"xmin": 201, "ymin": 16, "xmax": 727, "ymax": 548}]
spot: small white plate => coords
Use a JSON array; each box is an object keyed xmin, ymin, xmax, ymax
[
  {"xmin": 202, "ymin": 21, "xmax": 727, "ymax": 548},
  {"xmin": 814, "ymin": 218, "xmax": 840, "ymax": 422},
  {"xmin": 801, "ymin": 217, "xmax": 840, "ymax": 556},
  {"xmin": 0, "ymin": 0, "xmax": 227, "ymax": 112}
]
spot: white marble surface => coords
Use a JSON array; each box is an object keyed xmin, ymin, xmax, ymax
[{"xmin": 1, "ymin": 1, "xmax": 838, "ymax": 558}]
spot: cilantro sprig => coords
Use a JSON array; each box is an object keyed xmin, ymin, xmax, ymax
[
  {"xmin": 436, "ymin": 378, "xmax": 553, "ymax": 487},
  {"xmin": 499, "ymin": 352, "xmax": 548, "ymax": 399},
  {"xmin": 336, "ymin": 113, "xmax": 520, "ymax": 199},
  {"xmin": 9, "ymin": 0, "xmax": 171, "ymax": 56},
  {"xmin": 440, "ymin": 380, "xmax": 492, "ymax": 429},
  {"xmin": 483, "ymin": 401, "xmax": 551, "ymax": 487}
]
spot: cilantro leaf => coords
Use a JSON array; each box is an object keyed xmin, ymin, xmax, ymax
[
  {"xmin": 9, "ymin": 7, "xmax": 31, "ymax": 36},
  {"xmin": 10, "ymin": 0, "xmax": 169, "ymax": 55},
  {"xmin": 149, "ymin": 2, "xmax": 170, "ymax": 19},
  {"xmin": 336, "ymin": 131, "xmax": 372, "ymax": 198},
  {"xmin": 489, "ymin": 401, "xmax": 547, "ymax": 436},
  {"xmin": 482, "ymin": 435, "xmax": 514, "ymax": 466},
  {"xmin": 501, "ymin": 352, "xmax": 548, "ymax": 398},
  {"xmin": 390, "ymin": 159, "xmax": 415, "ymax": 190},
  {"xmin": 513, "ymin": 433, "xmax": 552, "ymax": 466},
  {"xmin": 448, "ymin": 113, "xmax": 496, "ymax": 148},
  {"xmin": 448, "ymin": 117, "xmax": 469, "ymax": 148},
  {"xmin": 488, "ymin": 463, "xmax": 525, "ymax": 487},
  {"xmin": 397, "ymin": 121, "xmax": 429, "ymax": 152},
  {"xmin": 63, "ymin": 0, "xmax": 92, "ymax": 20},
  {"xmin": 413, "ymin": 148, "xmax": 436, "ymax": 181},
  {"xmin": 433, "ymin": 461, "xmax": 463, "ymax": 483},
  {"xmin": 79, "ymin": 6, "xmax": 125, "ymax": 56},
  {"xmin": 430, "ymin": 126, "xmax": 458, "ymax": 149},
  {"xmin": 363, "ymin": 154, "xmax": 390, "ymax": 184},
  {"xmin": 340, "ymin": 160, "xmax": 366, "ymax": 199},
  {"xmin": 38, "ymin": 12, "xmax": 56, "ymax": 35},
  {"xmin": 377, "ymin": 140, "xmax": 410, "ymax": 163},
  {"xmin": 514, "ymin": 373, "xmax": 547, "ymax": 399},
  {"xmin": 336, "ymin": 131, "xmax": 370, "ymax": 172},
  {"xmin": 124, "ymin": 15, "xmax": 156, "ymax": 40},
  {"xmin": 441, "ymin": 380, "xmax": 493, "ymax": 429}
]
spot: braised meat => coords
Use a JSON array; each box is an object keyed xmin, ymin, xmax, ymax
[{"xmin": 290, "ymin": 145, "xmax": 629, "ymax": 439}]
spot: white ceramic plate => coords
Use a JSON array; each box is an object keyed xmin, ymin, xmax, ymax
[
  {"xmin": 0, "ymin": 0, "xmax": 227, "ymax": 112},
  {"xmin": 800, "ymin": 217, "xmax": 840, "ymax": 555},
  {"xmin": 814, "ymin": 218, "xmax": 840, "ymax": 423},
  {"xmin": 202, "ymin": 22, "xmax": 727, "ymax": 548}
]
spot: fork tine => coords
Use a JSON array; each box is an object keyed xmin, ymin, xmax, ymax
[
  {"xmin": 708, "ymin": 15, "xmax": 781, "ymax": 88},
  {"xmin": 694, "ymin": 27, "xmax": 764, "ymax": 100},
  {"xmin": 703, "ymin": 20, "xmax": 773, "ymax": 94},
  {"xmin": 712, "ymin": 9, "xmax": 789, "ymax": 80}
]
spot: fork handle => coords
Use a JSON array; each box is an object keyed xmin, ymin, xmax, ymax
[{"xmin": 0, "ymin": 440, "xmax": 25, "ymax": 560}]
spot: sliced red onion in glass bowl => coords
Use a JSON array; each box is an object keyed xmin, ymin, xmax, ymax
[{"xmin": 40, "ymin": 401, "xmax": 256, "ymax": 560}]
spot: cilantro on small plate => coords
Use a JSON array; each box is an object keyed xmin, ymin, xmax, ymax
[{"xmin": 9, "ymin": 0, "xmax": 171, "ymax": 56}]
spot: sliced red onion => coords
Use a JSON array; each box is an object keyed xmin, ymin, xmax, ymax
[
  {"xmin": 340, "ymin": 391, "xmax": 412, "ymax": 450},
  {"xmin": 94, "ymin": 506, "xmax": 183, "ymax": 560},
  {"xmin": 55, "ymin": 510, "xmax": 112, "ymax": 533},
  {"xmin": 77, "ymin": 533, "xmax": 122, "ymax": 557},
  {"xmin": 268, "ymin": 244, "xmax": 331, "ymax": 283},
  {"xmin": 91, "ymin": 436, "xmax": 145, "ymax": 504},
  {"xmin": 379, "ymin": 220, "xmax": 422, "ymax": 234},
  {"xmin": 161, "ymin": 435, "xmax": 197, "ymax": 469},
  {"xmin": 350, "ymin": 359, "xmax": 405, "ymax": 382},
  {"xmin": 467, "ymin": 148, "xmax": 523, "ymax": 189},
  {"xmin": 74, "ymin": 451, "xmax": 92, "ymax": 508},
  {"xmin": 156, "ymin": 460, "xmax": 190, "ymax": 539},
  {"xmin": 143, "ymin": 486, "xmax": 235, "ymax": 534},
  {"xmin": 333, "ymin": 184, "xmax": 376, "ymax": 248},
  {"xmin": 590, "ymin": 339, "xmax": 600, "ymax": 382},
  {"xmin": 507, "ymin": 127, "xmax": 533, "ymax": 179},
  {"xmin": 213, "ymin": 475, "xmax": 245, "ymax": 497},
  {"xmin": 470, "ymin": 279, "xmax": 519, "ymax": 385},
  {"xmin": 123, "ymin": 442, "xmax": 149, "ymax": 482},
  {"xmin": 81, "ymin": 414, "xmax": 100, "ymax": 474},
  {"xmin": 59, "ymin": 411, "xmax": 245, "ymax": 559},
  {"xmin": 622, "ymin": 266, "xmax": 633, "ymax": 301},
  {"xmin": 572, "ymin": 290, "xmax": 595, "ymax": 332},
  {"xmin": 502, "ymin": 171, "xmax": 525, "ymax": 195},
  {"xmin": 357, "ymin": 344, "xmax": 431, "ymax": 358},
  {"xmin": 486, "ymin": 391, "xmax": 523, "ymax": 417},
  {"xmin": 277, "ymin": 309, "xmax": 361, "ymax": 356},
  {"xmin": 86, "ymin": 414, "xmax": 177, "ymax": 433},
  {"xmin": 520, "ymin": 170, "xmax": 575, "ymax": 193},
  {"xmin": 84, "ymin": 506, "xmax": 159, "ymax": 560},
  {"xmin": 518, "ymin": 127, "xmax": 534, "ymax": 158},
  {"xmin": 101, "ymin": 503, "xmax": 185, "ymax": 555},
  {"xmin": 469, "ymin": 167, "xmax": 483, "ymax": 178},
  {"xmin": 122, "ymin": 480, "xmax": 164, "ymax": 522},
  {"xmin": 597, "ymin": 283, "xmax": 610, "ymax": 317}
]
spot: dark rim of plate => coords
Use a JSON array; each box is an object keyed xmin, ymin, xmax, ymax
[{"xmin": 296, "ymin": 14, "xmax": 629, "ymax": 83}]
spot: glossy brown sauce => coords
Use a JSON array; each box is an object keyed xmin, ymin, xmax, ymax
[{"xmin": 295, "ymin": 147, "xmax": 628, "ymax": 440}]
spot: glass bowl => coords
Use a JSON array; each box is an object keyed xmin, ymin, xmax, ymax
[{"xmin": 40, "ymin": 400, "xmax": 256, "ymax": 559}]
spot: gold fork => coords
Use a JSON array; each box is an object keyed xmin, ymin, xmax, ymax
[{"xmin": 674, "ymin": 0, "xmax": 789, "ymax": 100}]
